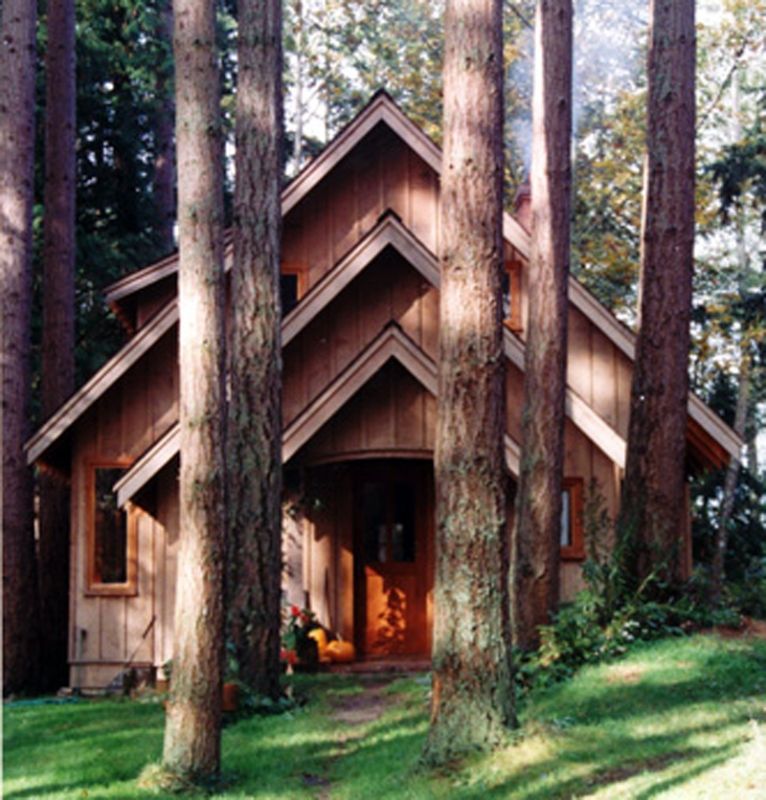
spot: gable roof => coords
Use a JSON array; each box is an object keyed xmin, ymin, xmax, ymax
[
  {"xmin": 30, "ymin": 91, "xmax": 740, "ymax": 473},
  {"xmin": 103, "ymin": 91, "xmax": 530, "ymax": 311},
  {"xmin": 115, "ymin": 324, "xmax": 523, "ymax": 506},
  {"xmin": 25, "ymin": 301, "xmax": 179, "ymax": 467}
]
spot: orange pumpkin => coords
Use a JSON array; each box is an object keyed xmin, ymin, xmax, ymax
[
  {"xmin": 307, "ymin": 627, "xmax": 331, "ymax": 663},
  {"xmin": 326, "ymin": 639, "xmax": 356, "ymax": 663}
]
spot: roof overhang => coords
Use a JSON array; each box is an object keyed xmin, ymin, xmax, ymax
[
  {"xmin": 38, "ymin": 91, "xmax": 739, "ymax": 474},
  {"xmin": 116, "ymin": 324, "xmax": 523, "ymax": 506}
]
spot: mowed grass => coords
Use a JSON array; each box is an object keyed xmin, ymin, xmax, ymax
[{"xmin": 4, "ymin": 634, "xmax": 766, "ymax": 799}]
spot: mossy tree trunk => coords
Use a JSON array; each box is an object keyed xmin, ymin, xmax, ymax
[
  {"xmin": 162, "ymin": 0, "xmax": 226, "ymax": 780},
  {"xmin": 227, "ymin": 0, "xmax": 284, "ymax": 699},
  {"xmin": 1, "ymin": 0, "xmax": 41, "ymax": 696},
  {"xmin": 422, "ymin": 0, "xmax": 514, "ymax": 766},
  {"xmin": 618, "ymin": 0, "xmax": 695, "ymax": 585},
  {"xmin": 512, "ymin": 0, "xmax": 572, "ymax": 651},
  {"xmin": 39, "ymin": 0, "xmax": 77, "ymax": 692}
]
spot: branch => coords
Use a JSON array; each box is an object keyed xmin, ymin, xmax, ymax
[{"xmin": 504, "ymin": 0, "xmax": 533, "ymax": 30}]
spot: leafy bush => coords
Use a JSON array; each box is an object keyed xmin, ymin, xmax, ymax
[{"xmin": 515, "ymin": 482, "xmax": 746, "ymax": 696}]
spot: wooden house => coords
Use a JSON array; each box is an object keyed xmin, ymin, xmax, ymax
[{"xmin": 26, "ymin": 93, "xmax": 742, "ymax": 689}]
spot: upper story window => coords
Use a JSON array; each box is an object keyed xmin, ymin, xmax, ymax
[
  {"xmin": 86, "ymin": 463, "xmax": 138, "ymax": 596},
  {"xmin": 280, "ymin": 268, "xmax": 306, "ymax": 316}
]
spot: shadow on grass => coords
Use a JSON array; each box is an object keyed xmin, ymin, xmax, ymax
[{"xmin": 4, "ymin": 640, "xmax": 764, "ymax": 799}]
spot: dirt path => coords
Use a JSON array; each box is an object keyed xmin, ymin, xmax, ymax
[{"xmin": 301, "ymin": 677, "xmax": 397, "ymax": 799}]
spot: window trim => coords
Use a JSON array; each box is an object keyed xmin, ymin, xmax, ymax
[
  {"xmin": 561, "ymin": 477, "xmax": 585, "ymax": 561},
  {"xmin": 85, "ymin": 460, "xmax": 138, "ymax": 597}
]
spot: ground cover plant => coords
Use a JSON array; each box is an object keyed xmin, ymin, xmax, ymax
[{"xmin": 4, "ymin": 633, "xmax": 766, "ymax": 799}]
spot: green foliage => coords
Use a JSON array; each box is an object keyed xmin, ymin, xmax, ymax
[{"xmin": 516, "ymin": 483, "xmax": 750, "ymax": 695}]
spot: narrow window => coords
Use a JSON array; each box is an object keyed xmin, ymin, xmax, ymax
[
  {"xmin": 503, "ymin": 260, "xmax": 522, "ymax": 332},
  {"xmin": 280, "ymin": 273, "xmax": 299, "ymax": 315},
  {"xmin": 87, "ymin": 464, "xmax": 137, "ymax": 595},
  {"xmin": 560, "ymin": 477, "xmax": 585, "ymax": 560}
]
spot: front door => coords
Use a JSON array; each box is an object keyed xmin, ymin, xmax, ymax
[{"xmin": 354, "ymin": 461, "xmax": 431, "ymax": 657}]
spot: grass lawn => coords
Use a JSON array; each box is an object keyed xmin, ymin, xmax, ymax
[{"xmin": 4, "ymin": 634, "xmax": 766, "ymax": 799}]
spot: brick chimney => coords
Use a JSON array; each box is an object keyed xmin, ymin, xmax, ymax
[{"xmin": 513, "ymin": 178, "xmax": 531, "ymax": 233}]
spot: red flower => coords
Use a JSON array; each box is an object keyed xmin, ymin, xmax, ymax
[
  {"xmin": 290, "ymin": 605, "xmax": 301, "ymax": 617},
  {"xmin": 282, "ymin": 648, "xmax": 297, "ymax": 665},
  {"xmin": 300, "ymin": 612, "xmax": 310, "ymax": 625}
]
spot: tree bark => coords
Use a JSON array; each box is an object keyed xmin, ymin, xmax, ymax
[
  {"xmin": 511, "ymin": 0, "xmax": 572, "ymax": 651},
  {"xmin": 227, "ymin": 0, "xmax": 283, "ymax": 699},
  {"xmin": 1, "ymin": 0, "xmax": 41, "ymax": 696},
  {"xmin": 292, "ymin": 0, "xmax": 304, "ymax": 172},
  {"xmin": 710, "ymin": 354, "xmax": 749, "ymax": 602},
  {"xmin": 618, "ymin": 0, "xmax": 696, "ymax": 585},
  {"xmin": 154, "ymin": 0, "xmax": 176, "ymax": 255},
  {"xmin": 39, "ymin": 0, "xmax": 77, "ymax": 692},
  {"xmin": 422, "ymin": 0, "xmax": 514, "ymax": 765},
  {"xmin": 162, "ymin": 0, "xmax": 226, "ymax": 780}
]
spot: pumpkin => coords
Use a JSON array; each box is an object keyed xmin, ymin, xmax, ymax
[
  {"xmin": 307, "ymin": 627, "xmax": 331, "ymax": 663},
  {"xmin": 326, "ymin": 639, "xmax": 356, "ymax": 663}
]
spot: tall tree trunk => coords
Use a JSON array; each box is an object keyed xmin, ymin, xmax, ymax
[
  {"xmin": 422, "ymin": 0, "xmax": 514, "ymax": 765},
  {"xmin": 162, "ymin": 0, "xmax": 226, "ymax": 780},
  {"xmin": 618, "ymin": 0, "xmax": 696, "ymax": 585},
  {"xmin": 511, "ymin": 0, "xmax": 572, "ymax": 651},
  {"xmin": 154, "ymin": 0, "xmax": 176, "ymax": 254},
  {"xmin": 292, "ymin": 0, "xmax": 304, "ymax": 172},
  {"xmin": 39, "ymin": 0, "xmax": 76, "ymax": 692},
  {"xmin": 1, "ymin": 0, "xmax": 41, "ymax": 696},
  {"xmin": 711, "ymin": 354, "xmax": 750, "ymax": 602},
  {"xmin": 227, "ymin": 0, "xmax": 283, "ymax": 699}
]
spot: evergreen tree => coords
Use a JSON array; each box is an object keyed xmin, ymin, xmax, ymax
[
  {"xmin": 512, "ymin": 0, "xmax": 573, "ymax": 650},
  {"xmin": 162, "ymin": 0, "xmax": 226, "ymax": 780},
  {"xmin": 618, "ymin": 0, "xmax": 696, "ymax": 584},
  {"xmin": 39, "ymin": 0, "xmax": 76, "ymax": 692},
  {"xmin": 227, "ymin": 0, "xmax": 284, "ymax": 698},
  {"xmin": 1, "ymin": 0, "xmax": 41, "ymax": 696},
  {"xmin": 422, "ymin": 0, "xmax": 514, "ymax": 765}
]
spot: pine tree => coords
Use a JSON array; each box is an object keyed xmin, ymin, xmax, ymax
[
  {"xmin": 512, "ymin": 0, "xmax": 573, "ymax": 650},
  {"xmin": 618, "ymin": 0, "xmax": 696, "ymax": 584},
  {"xmin": 422, "ymin": 0, "xmax": 514, "ymax": 765},
  {"xmin": 1, "ymin": 0, "xmax": 41, "ymax": 696},
  {"xmin": 227, "ymin": 0, "xmax": 284, "ymax": 698},
  {"xmin": 39, "ymin": 0, "xmax": 77, "ymax": 691},
  {"xmin": 162, "ymin": 0, "xmax": 226, "ymax": 780}
]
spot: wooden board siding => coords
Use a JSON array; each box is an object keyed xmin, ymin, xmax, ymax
[
  {"xmin": 283, "ymin": 252, "xmax": 438, "ymax": 426},
  {"xmin": 297, "ymin": 362, "xmax": 436, "ymax": 465},
  {"xmin": 281, "ymin": 125, "xmax": 439, "ymax": 298},
  {"xmin": 68, "ymin": 332, "xmax": 178, "ymax": 686}
]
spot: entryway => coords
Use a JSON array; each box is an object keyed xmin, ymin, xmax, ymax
[{"xmin": 353, "ymin": 459, "xmax": 433, "ymax": 657}]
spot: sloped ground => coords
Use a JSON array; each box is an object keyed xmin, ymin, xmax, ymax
[{"xmin": 4, "ymin": 634, "xmax": 766, "ymax": 799}]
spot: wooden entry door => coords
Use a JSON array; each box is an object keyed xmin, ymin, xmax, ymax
[{"xmin": 354, "ymin": 461, "xmax": 431, "ymax": 657}]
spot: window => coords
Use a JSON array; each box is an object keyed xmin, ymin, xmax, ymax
[
  {"xmin": 86, "ymin": 463, "xmax": 137, "ymax": 595},
  {"xmin": 280, "ymin": 267, "xmax": 306, "ymax": 315},
  {"xmin": 502, "ymin": 259, "xmax": 522, "ymax": 332},
  {"xmin": 280, "ymin": 274, "xmax": 299, "ymax": 315},
  {"xmin": 362, "ymin": 478, "xmax": 416, "ymax": 564},
  {"xmin": 560, "ymin": 478, "xmax": 585, "ymax": 560}
]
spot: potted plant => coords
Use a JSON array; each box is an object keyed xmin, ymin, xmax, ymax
[{"xmin": 283, "ymin": 605, "xmax": 319, "ymax": 671}]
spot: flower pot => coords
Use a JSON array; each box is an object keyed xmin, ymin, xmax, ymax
[{"xmin": 222, "ymin": 682, "xmax": 239, "ymax": 712}]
